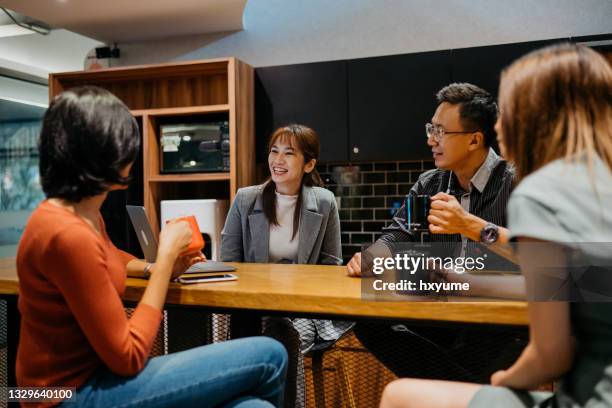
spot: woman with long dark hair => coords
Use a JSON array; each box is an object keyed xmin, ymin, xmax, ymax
[{"xmin": 221, "ymin": 124, "xmax": 352, "ymax": 407}]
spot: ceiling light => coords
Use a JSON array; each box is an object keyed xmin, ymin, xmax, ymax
[
  {"xmin": 0, "ymin": 96, "xmax": 48, "ymax": 109},
  {"xmin": 0, "ymin": 24, "xmax": 35, "ymax": 38},
  {"xmin": 1, "ymin": 8, "xmax": 51, "ymax": 36}
]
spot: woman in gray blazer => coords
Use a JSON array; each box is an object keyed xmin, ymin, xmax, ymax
[{"xmin": 221, "ymin": 124, "xmax": 352, "ymax": 408}]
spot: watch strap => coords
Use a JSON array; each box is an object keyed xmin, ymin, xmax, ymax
[{"xmin": 143, "ymin": 263, "xmax": 153, "ymax": 279}]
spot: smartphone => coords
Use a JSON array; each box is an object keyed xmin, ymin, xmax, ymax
[{"xmin": 178, "ymin": 273, "xmax": 238, "ymax": 284}]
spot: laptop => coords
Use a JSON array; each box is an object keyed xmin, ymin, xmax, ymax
[{"xmin": 126, "ymin": 205, "xmax": 236, "ymax": 273}]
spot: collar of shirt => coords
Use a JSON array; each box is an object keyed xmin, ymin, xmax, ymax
[
  {"xmin": 447, "ymin": 148, "xmax": 500, "ymax": 194},
  {"xmin": 471, "ymin": 148, "xmax": 500, "ymax": 193}
]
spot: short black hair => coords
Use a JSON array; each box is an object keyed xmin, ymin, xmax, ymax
[
  {"xmin": 39, "ymin": 85, "xmax": 140, "ymax": 202},
  {"xmin": 436, "ymin": 83, "xmax": 498, "ymax": 149}
]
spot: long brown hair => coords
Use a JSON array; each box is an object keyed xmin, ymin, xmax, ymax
[
  {"xmin": 263, "ymin": 124, "xmax": 324, "ymax": 240},
  {"xmin": 498, "ymin": 43, "xmax": 612, "ymax": 182}
]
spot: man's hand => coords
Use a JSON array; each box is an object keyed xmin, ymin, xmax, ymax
[
  {"xmin": 347, "ymin": 243, "xmax": 393, "ymax": 277},
  {"xmin": 347, "ymin": 252, "xmax": 362, "ymax": 277},
  {"xmin": 170, "ymin": 252, "xmax": 206, "ymax": 280},
  {"xmin": 428, "ymin": 192, "xmax": 479, "ymax": 236},
  {"xmin": 490, "ymin": 369, "xmax": 508, "ymax": 386}
]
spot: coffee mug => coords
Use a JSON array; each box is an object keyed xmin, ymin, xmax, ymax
[
  {"xmin": 167, "ymin": 215, "xmax": 205, "ymax": 255},
  {"xmin": 405, "ymin": 194, "xmax": 430, "ymax": 231}
]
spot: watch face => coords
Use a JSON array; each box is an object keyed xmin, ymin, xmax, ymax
[{"xmin": 481, "ymin": 224, "xmax": 499, "ymax": 244}]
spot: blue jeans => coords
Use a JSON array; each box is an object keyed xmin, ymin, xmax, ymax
[{"xmin": 68, "ymin": 337, "xmax": 288, "ymax": 408}]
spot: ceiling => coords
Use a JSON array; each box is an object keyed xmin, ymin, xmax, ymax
[{"xmin": 0, "ymin": 0, "xmax": 247, "ymax": 43}]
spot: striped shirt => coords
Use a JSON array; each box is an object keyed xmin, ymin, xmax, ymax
[{"xmin": 379, "ymin": 149, "xmax": 514, "ymax": 249}]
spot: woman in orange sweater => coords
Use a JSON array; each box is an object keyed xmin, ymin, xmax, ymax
[{"xmin": 16, "ymin": 86, "xmax": 287, "ymax": 407}]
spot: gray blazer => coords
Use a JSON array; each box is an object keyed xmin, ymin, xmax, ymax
[
  {"xmin": 221, "ymin": 184, "xmax": 342, "ymax": 265},
  {"xmin": 221, "ymin": 183, "xmax": 352, "ymax": 352}
]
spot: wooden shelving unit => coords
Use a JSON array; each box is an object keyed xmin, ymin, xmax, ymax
[
  {"xmin": 130, "ymin": 104, "xmax": 230, "ymax": 117},
  {"xmin": 147, "ymin": 173, "xmax": 231, "ymax": 182},
  {"xmin": 50, "ymin": 58, "xmax": 255, "ymax": 235}
]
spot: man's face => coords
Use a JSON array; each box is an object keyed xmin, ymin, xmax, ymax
[{"xmin": 428, "ymin": 102, "xmax": 475, "ymax": 171}]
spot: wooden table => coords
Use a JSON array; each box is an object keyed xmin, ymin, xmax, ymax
[
  {"xmin": 0, "ymin": 257, "xmax": 528, "ymax": 325},
  {"xmin": 0, "ymin": 257, "xmax": 528, "ymax": 400}
]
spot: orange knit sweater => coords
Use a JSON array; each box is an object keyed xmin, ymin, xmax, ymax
[{"xmin": 16, "ymin": 201, "xmax": 162, "ymax": 407}]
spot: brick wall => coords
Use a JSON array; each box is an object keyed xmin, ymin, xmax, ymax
[{"xmin": 317, "ymin": 160, "xmax": 435, "ymax": 264}]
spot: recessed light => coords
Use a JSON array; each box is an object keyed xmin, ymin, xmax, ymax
[
  {"xmin": 0, "ymin": 96, "xmax": 48, "ymax": 109},
  {"xmin": 0, "ymin": 24, "xmax": 35, "ymax": 38}
]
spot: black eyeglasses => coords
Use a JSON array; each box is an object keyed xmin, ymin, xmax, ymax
[{"xmin": 425, "ymin": 123, "xmax": 478, "ymax": 143}]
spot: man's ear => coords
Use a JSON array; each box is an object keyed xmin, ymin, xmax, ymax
[
  {"xmin": 304, "ymin": 158, "xmax": 317, "ymax": 173},
  {"xmin": 468, "ymin": 131, "xmax": 485, "ymax": 151}
]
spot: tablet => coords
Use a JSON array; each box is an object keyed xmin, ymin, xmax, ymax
[{"xmin": 178, "ymin": 273, "xmax": 238, "ymax": 284}]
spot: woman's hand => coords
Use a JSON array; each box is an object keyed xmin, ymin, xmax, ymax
[
  {"xmin": 171, "ymin": 252, "xmax": 206, "ymax": 280},
  {"xmin": 158, "ymin": 220, "xmax": 193, "ymax": 259},
  {"xmin": 140, "ymin": 220, "xmax": 193, "ymax": 311}
]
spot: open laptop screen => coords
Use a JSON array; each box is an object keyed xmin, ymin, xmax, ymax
[{"xmin": 125, "ymin": 205, "xmax": 236, "ymax": 273}]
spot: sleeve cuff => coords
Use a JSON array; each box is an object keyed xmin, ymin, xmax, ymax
[{"xmin": 130, "ymin": 302, "xmax": 163, "ymax": 343}]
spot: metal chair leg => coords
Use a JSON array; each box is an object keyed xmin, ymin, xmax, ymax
[
  {"xmin": 333, "ymin": 350, "xmax": 356, "ymax": 408},
  {"xmin": 311, "ymin": 351, "xmax": 326, "ymax": 408}
]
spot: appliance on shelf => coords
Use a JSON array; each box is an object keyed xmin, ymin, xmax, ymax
[
  {"xmin": 160, "ymin": 121, "xmax": 230, "ymax": 173},
  {"xmin": 160, "ymin": 199, "xmax": 229, "ymax": 261}
]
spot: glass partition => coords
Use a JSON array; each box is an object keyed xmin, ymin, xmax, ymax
[{"xmin": 0, "ymin": 76, "xmax": 47, "ymax": 257}]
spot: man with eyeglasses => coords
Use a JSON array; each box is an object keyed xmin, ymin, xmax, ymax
[{"xmin": 346, "ymin": 83, "xmax": 525, "ymax": 383}]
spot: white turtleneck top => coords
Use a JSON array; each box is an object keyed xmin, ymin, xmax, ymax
[{"xmin": 269, "ymin": 191, "xmax": 300, "ymax": 263}]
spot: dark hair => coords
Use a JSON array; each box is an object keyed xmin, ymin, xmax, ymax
[
  {"xmin": 262, "ymin": 124, "xmax": 323, "ymax": 240},
  {"xmin": 436, "ymin": 83, "xmax": 498, "ymax": 149},
  {"xmin": 499, "ymin": 43, "xmax": 612, "ymax": 181},
  {"xmin": 39, "ymin": 85, "xmax": 140, "ymax": 202}
]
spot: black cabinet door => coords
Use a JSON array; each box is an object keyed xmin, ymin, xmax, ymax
[
  {"xmin": 348, "ymin": 50, "xmax": 452, "ymax": 162},
  {"xmin": 450, "ymin": 39, "xmax": 566, "ymax": 97},
  {"xmin": 255, "ymin": 61, "xmax": 348, "ymax": 163}
]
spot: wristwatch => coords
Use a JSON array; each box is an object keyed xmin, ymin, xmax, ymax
[
  {"xmin": 143, "ymin": 263, "xmax": 153, "ymax": 279},
  {"xmin": 480, "ymin": 223, "xmax": 499, "ymax": 245}
]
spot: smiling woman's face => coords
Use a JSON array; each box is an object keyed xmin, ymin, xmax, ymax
[{"xmin": 268, "ymin": 135, "xmax": 311, "ymax": 195}]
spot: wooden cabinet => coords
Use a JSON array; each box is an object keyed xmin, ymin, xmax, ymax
[
  {"xmin": 50, "ymin": 58, "xmax": 255, "ymax": 243},
  {"xmin": 348, "ymin": 50, "xmax": 452, "ymax": 162},
  {"xmin": 255, "ymin": 60, "xmax": 348, "ymax": 163}
]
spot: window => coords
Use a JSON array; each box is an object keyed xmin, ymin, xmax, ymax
[{"xmin": 0, "ymin": 76, "xmax": 47, "ymax": 257}]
